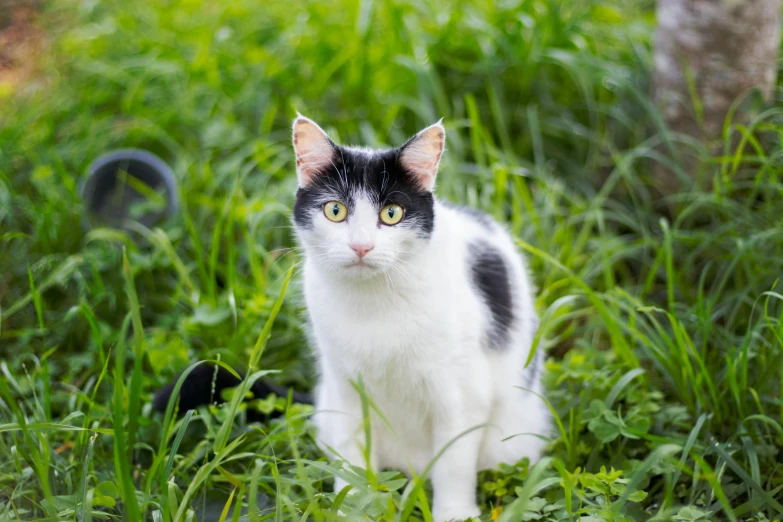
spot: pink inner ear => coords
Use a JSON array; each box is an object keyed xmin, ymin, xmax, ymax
[
  {"xmin": 400, "ymin": 123, "xmax": 445, "ymax": 192},
  {"xmin": 293, "ymin": 117, "xmax": 334, "ymax": 187}
]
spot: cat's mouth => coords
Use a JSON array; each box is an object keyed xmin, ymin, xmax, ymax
[{"xmin": 343, "ymin": 259, "xmax": 379, "ymax": 271}]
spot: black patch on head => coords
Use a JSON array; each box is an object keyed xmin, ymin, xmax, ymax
[
  {"xmin": 293, "ymin": 146, "xmax": 435, "ymax": 237},
  {"xmin": 468, "ymin": 240, "xmax": 514, "ymax": 350},
  {"xmin": 441, "ymin": 201, "xmax": 495, "ymax": 231}
]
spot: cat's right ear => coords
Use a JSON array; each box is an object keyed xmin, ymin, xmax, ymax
[
  {"xmin": 399, "ymin": 120, "xmax": 445, "ymax": 193},
  {"xmin": 292, "ymin": 116, "xmax": 335, "ymax": 188}
]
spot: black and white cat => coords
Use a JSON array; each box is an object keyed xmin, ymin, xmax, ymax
[{"xmin": 292, "ymin": 116, "xmax": 549, "ymax": 521}]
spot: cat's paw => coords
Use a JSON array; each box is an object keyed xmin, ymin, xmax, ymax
[{"xmin": 432, "ymin": 503, "xmax": 481, "ymax": 522}]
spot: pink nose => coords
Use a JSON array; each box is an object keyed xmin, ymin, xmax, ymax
[{"xmin": 350, "ymin": 243, "xmax": 374, "ymax": 259}]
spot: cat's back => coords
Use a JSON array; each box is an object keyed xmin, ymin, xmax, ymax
[
  {"xmin": 434, "ymin": 199, "xmax": 537, "ymax": 350},
  {"xmin": 434, "ymin": 200, "xmax": 527, "ymax": 274}
]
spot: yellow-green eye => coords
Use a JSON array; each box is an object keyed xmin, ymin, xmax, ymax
[
  {"xmin": 380, "ymin": 204, "xmax": 404, "ymax": 225},
  {"xmin": 323, "ymin": 201, "xmax": 348, "ymax": 222}
]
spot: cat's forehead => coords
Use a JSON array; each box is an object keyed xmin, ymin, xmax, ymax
[
  {"xmin": 338, "ymin": 146, "xmax": 395, "ymax": 169},
  {"xmin": 331, "ymin": 146, "xmax": 403, "ymax": 190},
  {"xmin": 341, "ymin": 145, "xmax": 386, "ymax": 157}
]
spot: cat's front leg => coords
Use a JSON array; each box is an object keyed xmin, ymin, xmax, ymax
[
  {"xmin": 429, "ymin": 376, "xmax": 491, "ymax": 521},
  {"xmin": 316, "ymin": 369, "xmax": 375, "ymax": 493}
]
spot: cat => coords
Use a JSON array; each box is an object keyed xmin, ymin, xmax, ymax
[{"xmin": 292, "ymin": 116, "xmax": 549, "ymax": 521}]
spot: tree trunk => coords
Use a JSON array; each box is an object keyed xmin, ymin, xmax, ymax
[{"xmin": 653, "ymin": 0, "xmax": 781, "ymax": 184}]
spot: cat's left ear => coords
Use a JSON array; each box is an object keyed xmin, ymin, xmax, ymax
[{"xmin": 399, "ymin": 120, "xmax": 445, "ymax": 192}]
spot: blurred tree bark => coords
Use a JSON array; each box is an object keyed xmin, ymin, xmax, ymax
[{"xmin": 653, "ymin": 0, "xmax": 781, "ymax": 185}]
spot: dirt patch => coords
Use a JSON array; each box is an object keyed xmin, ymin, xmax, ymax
[{"xmin": 0, "ymin": 1, "xmax": 45, "ymax": 92}]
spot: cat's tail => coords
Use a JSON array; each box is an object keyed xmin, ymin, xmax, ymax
[{"xmin": 152, "ymin": 363, "xmax": 313, "ymax": 421}]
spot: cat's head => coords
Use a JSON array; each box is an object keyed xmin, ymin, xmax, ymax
[{"xmin": 292, "ymin": 116, "xmax": 445, "ymax": 281}]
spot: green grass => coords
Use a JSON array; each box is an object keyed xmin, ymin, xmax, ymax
[{"xmin": 1, "ymin": 0, "xmax": 782, "ymax": 520}]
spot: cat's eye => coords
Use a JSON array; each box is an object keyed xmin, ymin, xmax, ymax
[
  {"xmin": 323, "ymin": 201, "xmax": 348, "ymax": 222},
  {"xmin": 380, "ymin": 204, "xmax": 404, "ymax": 225}
]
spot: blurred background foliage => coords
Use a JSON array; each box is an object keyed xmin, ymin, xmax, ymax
[
  {"xmin": 1, "ymin": 0, "xmax": 782, "ymax": 520},
  {"xmin": 1, "ymin": 0, "xmax": 656, "ymax": 386}
]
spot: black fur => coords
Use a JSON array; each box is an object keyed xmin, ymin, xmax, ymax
[
  {"xmin": 293, "ymin": 145, "xmax": 435, "ymax": 237},
  {"xmin": 153, "ymin": 364, "xmax": 312, "ymax": 422},
  {"xmin": 468, "ymin": 240, "xmax": 514, "ymax": 350}
]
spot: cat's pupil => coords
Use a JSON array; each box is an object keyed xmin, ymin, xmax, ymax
[
  {"xmin": 387, "ymin": 207, "xmax": 395, "ymax": 218},
  {"xmin": 332, "ymin": 205, "xmax": 339, "ymax": 216}
]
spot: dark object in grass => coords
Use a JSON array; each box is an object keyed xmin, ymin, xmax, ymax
[
  {"xmin": 81, "ymin": 148, "xmax": 178, "ymax": 229},
  {"xmin": 152, "ymin": 363, "xmax": 313, "ymax": 422}
]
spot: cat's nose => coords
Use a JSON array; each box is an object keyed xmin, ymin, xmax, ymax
[{"xmin": 350, "ymin": 243, "xmax": 374, "ymax": 259}]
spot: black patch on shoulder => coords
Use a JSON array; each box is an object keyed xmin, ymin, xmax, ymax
[
  {"xmin": 441, "ymin": 201, "xmax": 495, "ymax": 230},
  {"xmin": 293, "ymin": 145, "xmax": 435, "ymax": 237},
  {"xmin": 468, "ymin": 240, "xmax": 514, "ymax": 350}
]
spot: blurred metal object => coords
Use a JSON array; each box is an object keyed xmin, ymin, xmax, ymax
[{"xmin": 81, "ymin": 149, "xmax": 178, "ymax": 229}]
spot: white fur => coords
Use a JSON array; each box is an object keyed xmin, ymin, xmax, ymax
[{"xmin": 294, "ymin": 136, "xmax": 549, "ymax": 522}]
